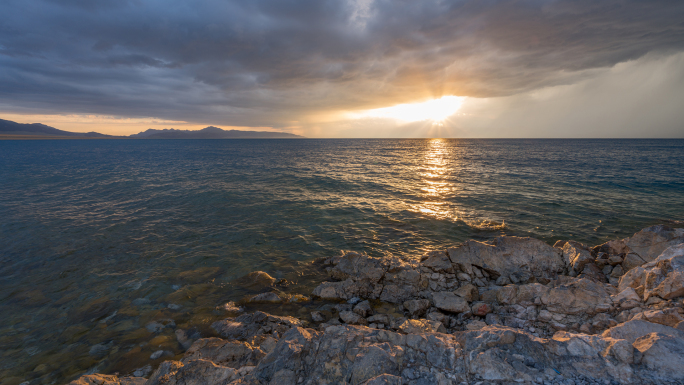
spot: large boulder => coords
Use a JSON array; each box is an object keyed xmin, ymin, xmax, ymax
[
  {"xmin": 602, "ymin": 319, "xmax": 684, "ymax": 343},
  {"xmin": 617, "ymin": 243, "xmax": 684, "ymax": 301},
  {"xmin": 561, "ymin": 241, "xmax": 595, "ymax": 273},
  {"xmin": 211, "ymin": 311, "xmax": 301, "ymax": 340},
  {"xmin": 541, "ymin": 277, "xmax": 613, "ymax": 315},
  {"xmin": 602, "ymin": 225, "xmax": 684, "ymax": 268},
  {"xmin": 447, "ymin": 237, "xmax": 565, "ymax": 282},
  {"xmin": 633, "ymin": 333, "xmax": 684, "ymax": 380}
]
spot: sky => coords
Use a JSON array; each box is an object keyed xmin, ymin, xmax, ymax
[{"xmin": 1, "ymin": 0, "xmax": 683, "ymax": 137}]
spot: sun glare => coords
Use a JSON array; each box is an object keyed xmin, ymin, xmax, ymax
[{"xmin": 357, "ymin": 96, "xmax": 465, "ymax": 122}]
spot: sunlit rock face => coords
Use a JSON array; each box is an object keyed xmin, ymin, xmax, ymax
[{"xmin": 70, "ymin": 224, "xmax": 684, "ymax": 385}]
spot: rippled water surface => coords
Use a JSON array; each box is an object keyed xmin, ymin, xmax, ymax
[{"xmin": 1, "ymin": 139, "xmax": 683, "ymax": 384}]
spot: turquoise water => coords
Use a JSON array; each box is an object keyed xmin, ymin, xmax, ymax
[{"xmin": 0, "ymin": 139, "xmax": 683, "ymax": 384}]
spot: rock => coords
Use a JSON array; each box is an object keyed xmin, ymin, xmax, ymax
[
  {"xmin": 398, "ymin": 319, "xmax": 446, "ymax": 334},
  {"xmin": 465, "ymin": 320, "xmax": 487, "ymax": 330},
  {"xmin": 235, "ymin": 271, "xmax": 277, "ymax": 290},
  {"xmin": 610, "ymin": 265, "xmax": 624, "ymax": 278},
  {"xmin": 541, "ymin": 277, "xmax": 613, "ymax": 315},
  {"xmin": 624, "ymin": 225, "xmax": 684, "ymax": 263},
  {"xmin": 327, "ymin": 251, "xmax": 386, "ymax": 282},
  {"xmin": 432, "ymin": 291, "xmax": 469, "ymax": 313},
  {"xmin": 447, "ymin": 236, "xmax": 564, "ymax": 282},
  {"xmin": 402, "ymin": 299, "xmax": 430, "ymax": 317},
  {"xmin": 361, "ymin": 374, "xmax": 402, "ymax": 385},
  {"xmin": 247, "ymin": 292, "xmax": 282, "ymax": 303},
  {"xmin": 420, "ymin": 250, "xmax": 453, "ymax": 273},
  {"xmin": 676, "ymin": 321, "xmax": 684, "ymax": 332},
  {"xmin": 353, "ymin": 300, "xmax": 373, "ymax": 317},
  {"xmin": 222, "ymin": 302, "xmax": 243, "ymax": 313},
  {"xmin": 637, "ymin": 309, "xmax": 684, "ymax": 327},
  {"xmin": 182, "ymin": 338, "xmax": 265, "ymax": 368},
  {"xmin": 146, "ymin": 359, "xmax": 237, "ymax": 385},
  {"xmin": 633, "ymin": 333, "xmax": 684, "ymax": 380},
  {"xmin": 69, "ymin": 374, "xmax": 146, "ymax": 385},
  {"xmin": 537, "ymin": 309, "xmax": 552, "ymax": 322},
  {"xmin": 650, "ymin": 271, "xmax": 684, "ymax": 300},
  {"xmin": 212, "ymin": 311, "xmax": 302, "ymax": 340},
  {"xmin": 562, "ymin": 241, "xmax": 595, "ymax": 273},
  {"xmin": 287, "ymin": 294, "xmax": 310, "ymax": 303},
  {"xmin": 454, "ymin": 283, "xmax": 479, "ymax": 302},
  {"xmin": 311, "ymin": 311, "xmax": 325, "ymax": 323},
  {"xmin": 150, "ymin": 350, "xmax": 172, "ymax": 360},
  {"xmin": 602, "ymin": 319, "xmax": 684, "ymax": 343},
  {"xmin": 340, "ymin": 310, "xmax": 368, "ymax": 325},
  {"xmin": 132, "ymin": 365, "xmax": 151, "ymax": 378},
  {"xmin": 89, "ymin": 342, "xmax": 112, "ymax": 358},
  {"xmin": 471, "ymin": 302, "xmax": 492, "ymax": 317},
  {"xmin": 617, "ymin": 244, "xmax": 684, "ymax": 302},
  {"xmin": 176, "ymin": 329, "xmax": 201, "ymax": 350},
  {"xmin": 485, "ymin": 313, "xmax": 501, "ymax": 325},
  {"xmin": 622, "ymin": 253, "xmax": 647, "ymax": 272},
  {"xmin": 146, "ymin": 319, "xmax": 175, "ymax": 333},
  {"xmin": 613, "ymin": 287, "xmax": 642, "ymax": 309}
]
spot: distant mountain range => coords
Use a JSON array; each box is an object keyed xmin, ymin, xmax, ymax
[
  {"xmin": 0, "ymin": 118, "xmax": 304, "ymax": 139},
  {"xmin": 0, "ymin": 118, "xmax": 112, "ymax": 137},
  {"xmin": 129, "ymin": 126, "xmax": 303, "ymax": 139}
]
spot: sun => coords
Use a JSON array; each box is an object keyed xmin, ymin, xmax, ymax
[{"xmin": 356, "ymin": 96, "xmax": 465, "ymax": 122}]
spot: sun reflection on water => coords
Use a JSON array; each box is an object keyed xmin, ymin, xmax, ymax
[
  {"xmin": 413, "ymin": 139, "xmax": 455, "ymax": 220},
  {"xmin": 411, "ymin": 139, "xmax": 507, "ymax": 230}
]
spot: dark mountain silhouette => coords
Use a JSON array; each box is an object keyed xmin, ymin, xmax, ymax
[
  {"xmin": 0, "ymin": 118, "xmax": 304, "ymax": 139},
  {"xmin": 129, "ymin": 126, "xmax": 304, "ymax": 139},
  {"xmin": 0, "ymin": 118, "xmax": 112, "ymax": 137}
]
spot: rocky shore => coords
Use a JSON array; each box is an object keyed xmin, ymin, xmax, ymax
[{"xmin": 70, "ymin": 225, "xmax": 684, "ymax": 385}]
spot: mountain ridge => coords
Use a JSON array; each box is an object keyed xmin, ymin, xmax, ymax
[{"xmin": 0, "ymin": 119, "xmax": 304, "ymax": 139}]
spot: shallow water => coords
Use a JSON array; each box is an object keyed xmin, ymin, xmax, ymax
[{"xmin": 0, "ymin": 139, "xmax": 682, "ymax": 384}]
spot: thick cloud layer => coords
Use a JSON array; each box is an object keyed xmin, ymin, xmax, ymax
[{"xmin": 1, "ymin": 0, "xmax": 683, "ymax": 134}]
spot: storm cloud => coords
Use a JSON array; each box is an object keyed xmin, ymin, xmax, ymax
[{"xmin": 1, "ymin": 0, "xmax": 683, "ymax": 135}]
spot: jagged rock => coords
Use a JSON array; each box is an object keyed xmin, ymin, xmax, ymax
[
  {"xmin": 182, "ymin": 338, "xmax": 265, "ymax": 368},
  {"xmin": 420, "ymin": 250, "xmax": 453, "ymax": 273},
  {"xmin": 633, "ymin": 333, "xmax": 684, "ymax": 379},
  {"xmin": 353, "ymin": 300, "xmax": 373, "ymax": 317},
  {"xmin": 402, "ymin": 299, "xmax": 430, "ymax": 317},
  {"xmin": 69, "ymin": 374, "xmax": 145, "ymax": 385},
  {"xmin": 602, "ymin": 319, "xmax": 684, "ymax": 343},
  {"xmin": 212, "ymin": 311, "xmax": 301, "ymax": 340},
  {"xmin": 244, "ymin": 325, "xmax": 464, "ymax": 385},
  {"xmin": 541, "ymin": 277, "xmax": 613, "ymax": 315},
  {"xmin": 454, "ymin": 283, "xmax": 479, "ymax": 302},
  {"xmin": 618, "ymin": 244, "xmax": 684, "ymax": 302},
  {"xmin": 146, "ymin": 359, "xmax": 239, "ymax": 385},
  {"xmin": 602, "ymin": 225, "xmax": 684, "ymax": 265},
  {"xmin": 613, "ymin": 287, "xmax": 642, "ymax": 309},
  {"xmin": 340, "ymin": 310, "xmax": 368, "ymax": 325},
  {"xmin": 432, "ymin": 291, "xmax": 469, "ymax": 313},
  {"xmin": 562, "ymin": 241, "xmax": 595, "ymax": 273},
  {"xmin": 398, "ymin": 319, "xmax": 446, "ymax": 334},
  {"xmin": 632, "ymin": 309, "xmax": 684, "ymax": 327},
  {"xmin": 447, "ymin": 236, "xmax": 565, "ymax": 282}
]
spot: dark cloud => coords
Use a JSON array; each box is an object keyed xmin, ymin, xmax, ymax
[{"xmin": 0, "ymin": 0, "xmax": 683, "ymax": 129}]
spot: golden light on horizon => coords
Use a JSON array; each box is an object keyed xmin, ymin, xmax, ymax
[{"xmin": 355, "ymin": 96, "xmax": 465, "ymax": 122}]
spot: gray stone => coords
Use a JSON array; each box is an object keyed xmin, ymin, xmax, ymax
[
  {"xmin": 432, "ymin": 291, "xmax": 469, "ymax": 313},
  {"xmin": 402, "ymin": 299, "xmax": 430, "ymax": 317}
]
